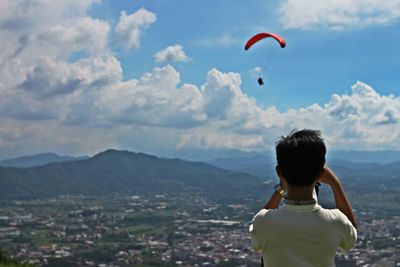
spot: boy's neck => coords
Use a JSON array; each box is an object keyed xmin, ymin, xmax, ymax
[{"xmin": 286, "ymin": 184, "xmax": 315, "ymax": 201}]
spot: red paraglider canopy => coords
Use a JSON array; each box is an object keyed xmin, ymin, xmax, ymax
[{"xmin": 244, "ymin": 33, "xmax": 286, "ymax": 50}]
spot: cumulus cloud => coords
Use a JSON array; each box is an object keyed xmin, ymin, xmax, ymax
[
  {"xmin": 154, "ymin": 45, "xmax": 190, "ymax": 63},
  {"xmin": 0, "ymin": 0, "xmax": 98, "ymax": 31},
  {"xmin": 0, "ymin": 1, "xmax": 113, "ymax": 96},
  {"xmin": 373, "ymin": 110, "xmax": 399, "ymax": 125},
  {"xmin": 0, "ymin": 55, "xmax": 122, "ymax": 124},
  {"xmin": 0, "ymin": 1, "xmax": 99, "ymax": 58},
  {"xmin": 115, "ymin": 8, "xmax": 156, "ymax": 50},
  {"xmin": 0, "ymin": 0, "xmax": 122, "ymax": 124},
  {"xmin": 1, "ymin": 0, "xmax": 400, "ymax": 157},
  {"xmin": 172, "ymin": 79, "xmax": 400, "ymax": 151},
  {"xmin": 38, "ymin": 17, "xmax": 110, "ymax": 54},
  {"xmin": 201, "ymin": 69, "xmax": 242, "ymax": 119},
  {"xmin": 95, "ymin": 65, "xmax": 206, "ymax": 128},
  {"xmin": 18, "ymin": 55, "xmax": 121, "ymax": 98},
  {"xmin": 279, "ymin": 0, "xmax": 400, "ymax": 30},
  {"xmin": 324, "ymin": 82, "xmax": 400, "ymax": 132}
]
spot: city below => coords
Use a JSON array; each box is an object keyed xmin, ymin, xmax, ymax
[{"xmin": 0, "ymin": 192, "xmax": 399, "ymax": 267}]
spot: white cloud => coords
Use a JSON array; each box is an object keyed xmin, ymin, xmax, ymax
[
  {"xmin": 0, "ymin": 1, "xmax": 112, "ymax": 96},
  {"xmin": 201, "ymin": 69, "xmax": 242, "ymax": 119},
  {"xmin": 0, "ymin": 55, "xmax": 122, "ymax": 124},
  {"xmin": 174, "ymin": 79, "xmax": 400, "ymax": 151},
  {"xmin": 18, "ymin": 55, "xmax": 121, "ymax": 98},
  {"xmin": 154, "ymin": 45, "xmax": 190, "ymax": 63},
  {"xmin": 115, "ymin": 8, "xmax": 156, "ymax": 50},
  {"xmin": 279, "ymin": 0, "xmax": 400, "ymax": 30},
  {"xmin": 38, "ymin": 17, "xmax": 110, "ymax": 54},
  {"xmin": 95, "ymin": 65, "xmax": 206, "ymax": 128},
  {"xmin": 1, "ymin": 0, "xmax": 400, "ymax": 157},
  {"xmin": 0, "ymin": 0, "xmax": 99, "ymax": 35}
]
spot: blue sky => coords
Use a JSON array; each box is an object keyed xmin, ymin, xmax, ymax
[
  {"xmin": 1, "ymin": 0, "xmax": 400, "ymax": 159},
  {"xmin": 88, "ymin": 0, "xmax": 400, "ymax": 110}
]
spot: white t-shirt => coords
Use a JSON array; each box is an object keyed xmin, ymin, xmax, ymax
[{"xmin": 249, "ymin": 204, "xmax": 357, "ymax": 267}]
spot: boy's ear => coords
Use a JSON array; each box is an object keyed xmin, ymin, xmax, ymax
[{"xmin": 316, "ymin": 168, "xmax": 324, "ymax": 181}]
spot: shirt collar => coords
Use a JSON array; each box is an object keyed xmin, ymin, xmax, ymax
[
  {"xmin": 282, "ymin": 202, "xmax": 320, "ymax": 211},
  {"xmin": 284, "ymin": 199, "xmax": 317, "ymax": 206}
]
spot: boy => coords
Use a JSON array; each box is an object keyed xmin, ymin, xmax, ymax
[{"xmin": 250, "ymin": 129, "xmax": 357, "ymax": 267}]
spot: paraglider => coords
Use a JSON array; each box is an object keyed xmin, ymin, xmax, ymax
[
  {"xmin": 244, "ymin": 32, "xmax": 286, "ymax": 50},
  {"xmin": 245, "ymin": 32, "xmax": 286, "ymax": 86}
]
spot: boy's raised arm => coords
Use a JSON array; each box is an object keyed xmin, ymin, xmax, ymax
[{"xmin": 320, "ymin": 166, "xmax": 357, "ymax": 229}]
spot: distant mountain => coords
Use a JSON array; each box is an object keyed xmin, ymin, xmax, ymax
[
  {"xmin": 0, "ymin": 150, "xmax": 262, "ymax": 199},
  {"xmin": 206, "ymin": 154, "xmax": 400, "ymax": 201},
  {"xmin": 209, "ymin": 155, "xmax": 275, "ymax": 178},
  {"xmin": 208, "ymin": 154, "xmax": 400, "ymax": 180},
  {"xmin": 152, "ymin": 149, "xmax": 400, "ymax": 164},
  {"xmin": 329, "ymin": 159, "xmax": 380, "ymax": 170},
  {"xmin": 0, "ymin": 152, "xmax": 89, "ymax": 168},
  {"xmin": 3, "ymin": 149, "xmax": 399, "ymax": 168},
  {"xmin": 353, "ymin": 160, "xmax": 400, "ymax": 178},
  {"xmin": 328, "ymin": 150, "xmax": 400, "ymax": 164},
  {"xmin": 139, "ymin": 148, "xmax": 269, "ymax": 162}
]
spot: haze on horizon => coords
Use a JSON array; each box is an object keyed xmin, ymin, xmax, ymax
[{"xmin": 1, "ymin": 0, "xmax": 400, "ymax": 159}]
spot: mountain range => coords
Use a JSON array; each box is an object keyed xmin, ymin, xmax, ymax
[
  {"xmin": 0, "ymin": 150, "xmax": 261, "ymax": 199},
  {"xmin": 2, "ymin": 149, "xmax": 400, "ymax": 168},
  {"xmin": 0, "ymin": 149, "xmax": 399, "ymax": 200},
  {"xmin": 208, "ymin": 155, "xmax": 400, "ymax": 199},
  {"xmin": 208, "ymin": 155, "xmax": 398, "ymax": 179},
  {"xmin": 0, "ymin": 152, "xmax": 89, "ymax": 168}
]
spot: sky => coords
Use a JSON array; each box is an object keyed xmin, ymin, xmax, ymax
[{"xmin": 1, "ymin": 0, "xmax": 400, "ymax": 159}]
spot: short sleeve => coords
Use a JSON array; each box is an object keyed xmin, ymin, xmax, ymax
[
  {"xmin": 249, "ymin": 209, "xmax": 269, "ymax": 252},
  {"xmin": 337, "ymin": 211, "xmax": 357, "ymax": 250}
]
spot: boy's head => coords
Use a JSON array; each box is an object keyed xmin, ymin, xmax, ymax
[{"xmin": 275, "ymin": 129, "xmax": 326, "ymax": 187}]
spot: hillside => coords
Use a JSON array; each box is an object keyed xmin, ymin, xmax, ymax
[
  {"xmin": 0, "ymin": 150, "xmax": 262, "ymax": 199},
  {"xmin": 0, "ymin": 153, "xmax": 88, "ymax": 168}
]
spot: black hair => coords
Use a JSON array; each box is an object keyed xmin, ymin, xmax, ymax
[{"xmin": 275, "ymin": 129, "xmax": 326, "ymax": 186}]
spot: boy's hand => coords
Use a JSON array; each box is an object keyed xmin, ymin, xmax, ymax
[
  {"xmin": 319, "ymin": 166, "xmax": 340, "ymax": 187},
  {"xmin": 279, "ymin": 176, "xmax": 287, "ymax": 191},
  {"xmin": 319, "ymin": 165, "xmax": 357, "ymax": 228}
]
